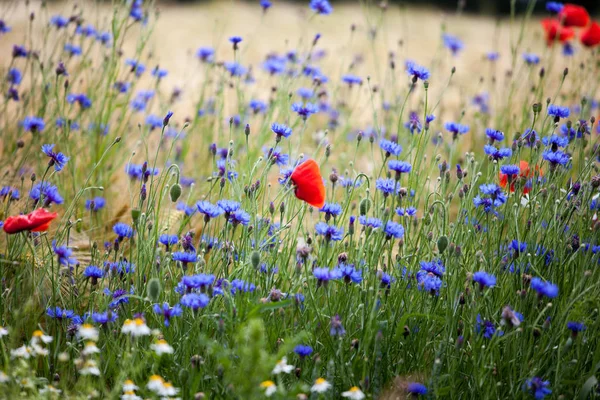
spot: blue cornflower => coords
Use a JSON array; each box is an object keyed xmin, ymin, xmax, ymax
[
  {"xmin": 85, "ymin": 197, "xmax": 105, "ymax": 212},
  {"xmin": 396, "ymin": 207, "xmax": 417, "ymax": 217},
  {"xmin": 172, "ymin": 252, "xmax": 197, "ymax": 267},
  {"xmin": 405, "ymin": 60, "xmax": 430, "ymax": 81},
  {"xmin": 310, "ymin": 0, "xmax": 333, "ymax": 15},
  {"xmin": 330, "ymin": 314, "xmax": 346, "ymax": 336},
  {"xmin": 125, "ymin": 58, "xmax": 146, "ymax": 77},
  {"xmin": 113, "ymin": 222, "xmax": 134, "ymax": 240},
  {"xmin": 523, "ymin": 377, "xmax": 552, "ymax": 399},
  {"xmin": 566, "ymin": 321, "xmax": 585, "ymax": 335},
  {"xmin": 145, "ymin": 114, "xmax": 163, "ymax": 130},
  {"xmin": 0, "ymin": 186, "xmax": 19, "ymax": 200},
  {"xmin": 180, "ymin": 293, "xmax": 210, "ymax": 310},
  {"xmin": 0, "ymin": 20, "xmax": 10, "ymax": 34},
  {"xmin": 153, "ymin": 302, "xmax": 182, "ymax": 327},
  {"xmin": 249, "ymin": 99, "xmax": 268, "ymax": 114},
  {"xmin": 500, "ymin": 165, "xmax": 520, "ymax": 177},
  {"xmin": 264, "ymin": 147, "xmax": 289, "ymax": 166},
  {"xmin": 52, "ymin": 242, "xmax": 77, "ymax": 265},
  {"xmin": 313, "ymin": 268, "xmax": 336, "ymax": 286},
  {"xmin": 562, "ymin": 42, "xmax": 574, "ymax": 57},
  {"xmin": 542, "ymin": 135, "xmax": 569, "ymax": 148},
  {"xmin": 319, "ymin": 202, "xmax": 342, "ymax": 219},
  {"xmin": 486, "ymin": 52, "xmax": 500, "ymax": 61},
  {"xmin": 384, "ymin": 221, "xmax": 404, "ymax": 239},
  {"xmin": 109, "ymin": 288, "xmax": 130, "ymax": 308},
  {"xmin": 262, "ymin": 57, "xmax": 286, "ymax": 75},
  {"xmin": 92, "ymin": 311, "xmax": 118, "ymax": 325},
  {"xmin": 224, "ymin": 61, "xmax": 247, "ymax": 76},
  {"xmin": 297, "ymin": 87, "xmax": 314, "ymax": 99},
  {"xmin": 50, "ymin": 15, "xmax": 69, "ymax": 28},
  {"xmin": 181, "ymin": 274, "xmax": 215, "ymax": 292},
  {"xmin": 151, "ymin": 66, "xmax": 168, "ymax": 79},
  {"xmin": 445, "ymin": 122, "xmax": 469, "ymax": 138},
  {"xmin": 388, "ymin": 160, "xmax": 412, "ymax": 175},
  {"xmin": 315, "ymin": 222, "xmax": 344, "ymax": 241},
  {"xmin": 12, "ymin": 45, "xmax": 28, "ymax": 58},
  {"xmin": 443, "ymin": 33, "xmax": 464, "ymax": 55},
  {"xmin": 66, "ymin": 93, "xmax": 92, "ymax": 109},
  {"xmin": 21, "ymin": 116, "xmax": 45, "ymax": 132},
  {"xmin": 97, "ymin": 31, "xmax": 112, "ymax": 46},
  {"xmin": 530, "ymin": 277, "xmax": 559, "ymax": 299},
  {"xmin": 291, "ymin": 102, "xmax": 318, "ymax": 120},
  {"xmin": 337, "ymin": 264, "xmax": 362, "ymax": 284},
  {"xmin": 196, "ymin": 47, "xmax": 215, "ymax": 63},
  {"xmin": 196, "ymin": 201, "xmax": 224, "ymax": 221},
  {"xmin": 158, "ymin": 234, "xmax": 179, "ymax": 250},
  {"xmin": 294, "ymin": 344, "xmax": 313, "ymax": 358},
  {"xmin": 64, "ymin": 43, "xmax": 82, "ymax": 56},
  {"xmin": 106, "ymin": 261, "xmax": 135, "ymax": 274},
  {"xmin": 359, "ymin": 216, "xmax": 382, "ymax": 229},
  {"xmin": 509, "ymin": 240, "xmax": 527, "ymax": 256},
  {"xmin": 546, "ymin": 2, "xmax": 563, "ymax": 13},
  {"xmin": 473, "ymin": 184, "xmax": 507, "ymax": 212},
  {"xmin": 379, "ymin": 139, "xmax": 402, "ymax": 157},
  {"xmin": 419, "ymin": 260, "xmax": 445, "ymax": 277},
  {"xmin": 542, "ymin": 150, "xmax": 570, "ymax": 167},
  {"xmin": 7, "ymin": 68, "xmax": 22, "ymax": 85},
  {"xmin": 473, "ymin": 271, "xmax": 497, "ymax": 289},
  {"xmin": 484, "ymin": 144, "xmax": 512, "ymax": 160},
  {"xmin": 380, "ymin": 272, "xmax": 396, "ymax": 289},
  {"xmin": 76, "ymin": 24, "xmax": 96, "ymax": 37},
  {"xmin": 230, "ymin": 279, "xmax": 256, "ymax": 294},
  {"xmin": 229, "ymin": 209, "xmax": 251, "ymax": 226},
  {"xmin": 523, "ymin": 53, "xmax": 540, "ymax": 65},
  {"xmin": 260, "ymin": 0, "xmax": 272, "ymax": 11},
  {"xmin": 229, "ymin": 35, "xmax": 243, "ymax": 47},
  {"xmin": 404, "ymin": 111, "xmax": 422, "ymax": 134},
  {"xmin": 83, "ymin": 266, "xmax": 104, "ymax": 282},
  {"xmin": 342, "ymin": 74, "xmax": 362, "ymax": 86},
  {"xmin": 407, "ymin": 383, "xmax": 428, "ymax": 396},
  {"xmin": 476, "ymin": 315, "xmax": 501, "ymax": 339},
  {"xmin": 114, "ymin": 81, "xmax": 131, "ymax": 93},
  {"xmin": 30, "ymin": 182, "xmax": 64, "ymax": 206},
  {"xmin": 547, "ymin": 104, "xmax": 570, "ymax": 119},
  {"xmin": 271, "ymin": 123, "xmax": 292, "ymax": 139},
  {"xmin": 486, "ymin": 128, "xmax": 504, "ymax": 142},
  {"xmin": 376, "ymin": 178, "xmax": 399, "ymax": 196},
  {"xmin": 41, "ymin": 144, "xmax": 69, "ymax": 172},
  {"xmin": 46, "ymin": 306, "xmax": 75, "ymax": 320},
  {"xmin": 216, "ymin": 200, "xmax": 240, "ymax": 216}
]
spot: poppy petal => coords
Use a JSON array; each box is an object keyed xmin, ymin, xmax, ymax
[
  {"xmin": 581, "ymin": 22, "xmax": 600, "ymax": 48},
  {"xmin": 290, "ymin": 159, "xmax": 326, "ymax": 208},
  {"xmin": 558, "ymin": 4, "xmax": 590, "ymax": 28}
]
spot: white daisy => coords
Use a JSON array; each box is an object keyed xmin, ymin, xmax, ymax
[
  {"xmin": 77, "ymin": 323, "xmax": 99, "ymax": 341},
  {"xmin": 79, "ymin": 359, "xmax": 101, "ymax": 376},
  {"xmin": 83, "ymin": 341, "xmax": 100, "ymax": 355},
  {"xmin": 260, "ymin": 380, "xmax": 277, "ymax": 397},
  {"xmin": 342, "ymin": 386, "xmax": 366, "ymax": 400},
  {"xmin": 31, "ymin": 330, "xmax": 53, "ymax": 344},
  {"xmin": 122, "ymin": 318, "xmax": 151, "ymax": 337},
  {"xmin": 0, "ymin": 326, "xmax": 8, "ymax": 338},
  {"xmin": 123, "ymin": 379, "xmax": 138, "ymax": 392},
  {"xmin": 120, "ymin": 391, "xmax": 142, "ymax": 400},
  {"xmin": 158, "ymin": 381, "xmax": 179, "ymax": 397},
  {"xmin": 0, "ymin": 371, "xmax": 9, "ymax": 383},
  {"xmin": 272, "ymin": 357, "xmax": 294, "ymax": 374},
  {"xmin": 10, "ymin": 345, "xmax": 33, "ymax": 359},
  {"xmin": 151, "ymin": 339, "xmax": 174, "ymax": 355},
  {"xmin": 311, "ymin": 378, "xmax": 332, "ymax": 393},
  {"xmin": 147, "ymin": 375, "xmax": 165, "ymax": 393}
]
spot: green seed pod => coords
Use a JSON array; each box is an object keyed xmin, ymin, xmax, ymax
[
  {"xmin": 170, "ymin": 183, "xmax": 182, "ymax": 202},
  {"xmin": 359, "ymin": 198, "xmax": 371, "ymax": 216},
  {"xmin": 250, "ymin": 251, "xmax": 261, "ymax": 269},
  {"xmin": 147, "ymin": 278, "xmax": 162, "ymax": 302},
  {"xmin": 437, "ymin": 235, "xmax": 449, "ymax": 254},
  {"xmin": 131, "ymin": 208, "xmax": 141, "ymax": 223}
]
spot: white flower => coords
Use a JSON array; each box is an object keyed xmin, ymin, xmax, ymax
[
  {"xmin": 120, "ymin": 391, "xmax": 142, "ymax": 400},
  {"xmin": 260, "ymin": 380, "xmax": 277, "ymax": 397},
  {"xmin": 0, "ymin": 371, "xmax": 9, "ymax": 383},
  {"xmin": 32, "ymin": 343, "xmax": 49, "ymax": 356},
  {"xmin": 31, "ymin": 330, "xmax": 53, "ymax": 344},
  {"xmin": 158, "ymin": 381, "xmax": 179, "ymax": 397},
  {"xmin": 147, "ymin": 375, "xmax": 166, "ymax": 393},
  {"xmin": 40, "ymin": 385, "xmax": 62, "ymax": 395},
  {"xmin": 151, "ymin": 339, "xmax": 174, "ymax": 356},
  {"xmin": 122, "ymin": 318, "xmax": 151, "ymax": 337},
  {"xmin": 0, "ymin": 326, "xmax": 8, "ymax": 338},
  {"xmin": 83, "ymin": 341, "xmax": 100, "ymax": 355},
  {"xmin": 342, "ymin": 386, "xmax": 365, "ymax": 400},
  {"xmin": 77, "ymin": 324, "xmax": 99, "ymax": 341},
  {"xmin": 10, "ymin": 345, "xmax": 33, "ymax": 359},
  {"xmin": 79, "ymin": 359, "xmax": 101, "ymax": 376},
  {"xmin": 311, "ymin": 378, "xmax": 332, "ymax": 393},
  {"xmin": 272, "ymin": 357, "xmax": 294, "ymax": 374},
  {"xmin": 123, "ymin": 379, "xmax": 138, "ymax": 392}
]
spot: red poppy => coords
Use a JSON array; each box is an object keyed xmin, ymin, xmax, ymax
[
  {"xmin": 499, "ymin": 160, "xmax": 542, "ymax": 195},
  {"xmin": 558, "ymin": 4, "xmax": 590, "ymax": 28},
  {"xmin": 290, "ymin": 159, "xmax": 326, "ymax": 208},
  {"xmin": 581, "ymin": 21, "xmax": 600, "ymax": 47},
  {"xmin": 3, "ymin": 208, "xmax": 58, "ymax": 234},
  {"xmin": 541, "ymin": 18, "xmax": 575, "ymax": 45}
]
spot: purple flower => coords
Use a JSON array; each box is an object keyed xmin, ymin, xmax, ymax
[
  {"xmin": 546, "ymin": 2, "xmax": 563, "ymax": 13},
  {"xmin": 180, "ymin": 293, "xmax": 210, "ymax": 310},
  {"xmin": 473, "ymin": 271, "xmax": 496, "ymax": 289},
  {"xmin": 330, "ymin": 314, "xmax": 346, "ymax": 336},
  {"xmin": 196, "ymin": 201, "xmax": 224, "ymax": 221},
  {"xmin": 523, "ymin": 53, "xmax": 540, "ymax": 65},
  {"xmin": 153, "ymin": 302, "xmax": 182, "ymax": 327},
  {"xmin": 52, "ymin": 241, "xmax": 77, "ymax": 265},
  {"xmin": 530, "ymin": 277, "xmax": 559, "ymax": 299},
  {"xmin": 30, "ymin": 182, "xmax": 63, "ymax": 206},
  {"xmin": 21, "ymin": 116, "xmax": 45, "ymax": 133},
  {"xmin": 405, "ymin": 61, "xmax": 430, "ymax": 81},
  {"xmin": 66, "ymin": 93, "xmax": 92, "ymax": 108},
  {"xmin": 315, "ymin": 222, "xmax": 344, "ymax": 241},
  {"xmin": 41, "ymin": 144, "xmax": 69, "ymax": 172},
  {"xmin": 47, "ymin": 306, "xmax": 75, "ymax": 320},
  {"xmin": 271, "ymin": 123, "xmax": 292, "ymax": 139},
  {"xmin": 113, "ymin": 222, "xmax": 134, "ymax": 239},
  {"xmin": 291, "ymin": 102, "xmax": 318, "ymax": 120},
  {"xmin": 547, "ymin": 104, "xmax": 570, "ymax": 120},
  {"xmin": 294, "ymin": 344, "xmax": 313, "ymax": 358},
  {"xmin": 310, "ymin": 0, "xmax": 333, "ymax": 15},
  {"xmin": 379, "ymin": 139, "xmax": 402, "ymax": 157},
  {"xmin": 407, "ymin": 383, "xmax": 428, "ymax": 396},
  {"xmin": 523, "ymin": 377, "xmax": 552, "ymax": 399},
  {"xmin": 384, "ymin": 221, "xmax": 404, "ymax": 239},
  {"xmin": 443, "ymin": 33, "xmax": 464, "ymax": 55},
  {"xmin": 484, "ymin": 144, "xmax": 512, "ymax": 160},
  {"xmin": 85, "ymin": 197, "xmax": 106, "ymax": 211}
]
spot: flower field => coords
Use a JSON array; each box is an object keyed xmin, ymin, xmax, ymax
[{"xmin": 0, "ymin": 0, "xmax": 599, "ymax": 399}]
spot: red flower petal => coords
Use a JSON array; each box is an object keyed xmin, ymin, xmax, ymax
[
  {"xmin": 581, "ymin": 21, "xmax": 600, "ymax": 48},
  {"xmin": 541, "ymin": 18, "xmax": 575, "ymax": 45},
  {"xmin": 290, "ymin": 159, "xmax": 326, "ymax": 208},
  {"xmin": 3, "ymin": 208, "xmax": 58, "ymax": 234},
  {"xmin": 558, "ymin": 4, "xmax": 590, "ymax": 28},
  {"xmin": 498, "ymin": 161, "xmax": 542, "ymax": 195}
]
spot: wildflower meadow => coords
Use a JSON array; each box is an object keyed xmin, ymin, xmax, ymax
[{"xmin": 1, "ymin": 0, "xmax": 600, "ymax": 398}]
